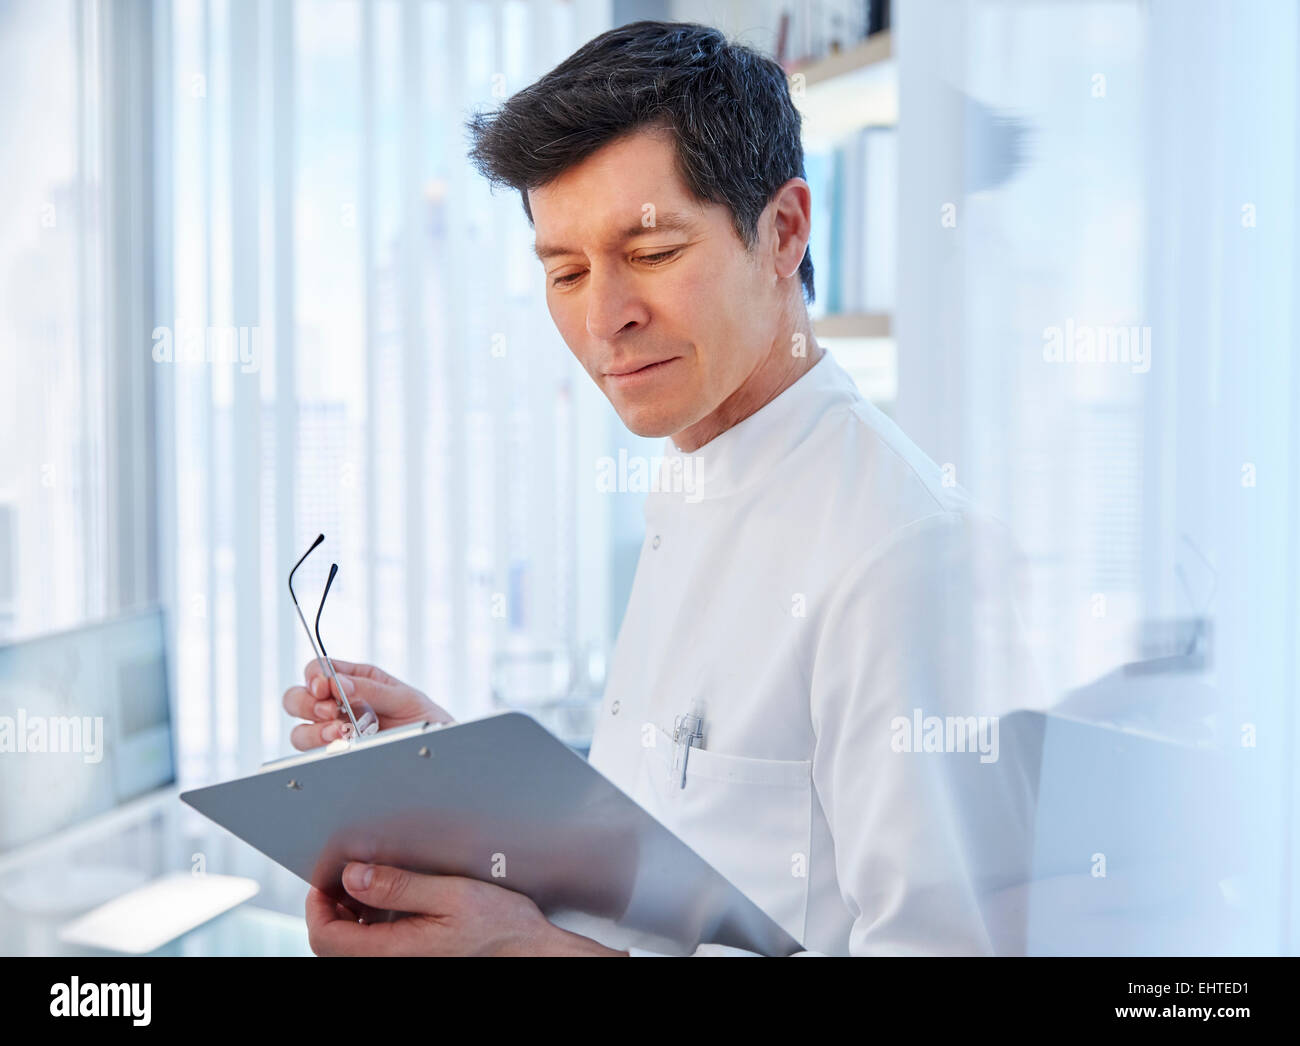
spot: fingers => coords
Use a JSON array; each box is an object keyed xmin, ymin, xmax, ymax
[
  {"xmin": 290, "ymin": 719, "xmax": 351, "ymax": 751},
  {"xmin": 304, "ymin": 658, "xmax": 393, "ymax": 688},
  {"xmin": 282, "ymin": 684, "xmax": 338, "ymax": 722},
  {"xmin": 285, "ymin": 678, "xmax": 377, "ymax": 749},
  {"xmin": 304, "ymin": 668, "xmax": 379, "ymax": 717},
  {"xmin": 316, "ymin": 868, "xmax": 543, "ymax": 956},
  {"xmin": 284, "ymin": 681, "xmax": 347, "ymax": 751},
  {"xmin": 306, "ymin": 885, "xmax": 444, "ymax": 957},
  {"xmin": 305, "ymin": 887, "xmax": 376, "ymax": 957},
  {"xmin": 308, "ymin": 887, "xmax": 358, "ymax": 923},
  {"xmin": 340, "ymin": 861, "xmax": 464, "ymax": 917},
  {"xmin": 308, "ymin": 671, "xmax": 403, "ymax": 722},
  {"xmin": 306, "ymin": 669, "xmax": 357, "ymax": 703},
  {"xmin": 295, "ymin": 659, "xmax": 447, "ymax": 731}
]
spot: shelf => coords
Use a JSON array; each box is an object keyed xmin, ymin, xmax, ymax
[
  {"xmin": 814, "ymin": 311, "xmax": 892, "ymax": 339},
  {"xmin": 789, "ymin": 30, "xmax": 893, "ymax": 88},
  {"xmin": 792, "ymin": 30, "xmax": 897, "ymax": 148}
]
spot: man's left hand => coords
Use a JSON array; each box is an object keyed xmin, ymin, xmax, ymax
[{"xmin": 305, "ymin": 862, "xmax": 628, "ymax": 956}]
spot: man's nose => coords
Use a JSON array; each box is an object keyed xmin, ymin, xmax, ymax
[{"xmin": 585, "ymin": 267, "xmax": 648, "ymax": 340}]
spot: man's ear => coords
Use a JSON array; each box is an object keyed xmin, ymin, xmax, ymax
[{"xmin": 768, "ymin": 178, "xmax": 813, "ymax": 283}]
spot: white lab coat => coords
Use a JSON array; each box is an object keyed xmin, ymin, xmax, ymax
[{"xmin": 587, "ymin": 349, "xmax": 1041, "ymax": 956}]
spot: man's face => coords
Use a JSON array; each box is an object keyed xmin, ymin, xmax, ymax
[{"xmin": 528, "ymin": 128, "xmax": 779, "ymax": 442}]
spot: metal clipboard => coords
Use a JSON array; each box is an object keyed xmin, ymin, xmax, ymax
[{"xmin": 180, "ymin": 711, "xmax": 803, "ymax": 956}]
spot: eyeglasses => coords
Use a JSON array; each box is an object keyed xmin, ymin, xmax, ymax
[{"xmin": 288, "ymin": 534, "xmax": 376, "ymax": 740}]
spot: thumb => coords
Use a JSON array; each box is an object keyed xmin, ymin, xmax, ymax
[
  {"xmin": 320, "ymin": 676, "xmax": 378, "ymax": 737},
  {"xmin": 336, "ymin": 672, "xmax": 389, "ymax": 707},
  {"xmin": 312, "ymin": 670, "xmax": 358, "ymax": 702},
  {"xmin": 332, "ymin": 672, "xmax": 413, "ymax": 720}
]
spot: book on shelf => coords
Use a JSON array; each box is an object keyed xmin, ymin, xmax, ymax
[
  {"xmin": 805, "ymin": 150, "xmax": 834, "ymax": 320},
  {"xmin": 778, "ymin": 0, "xmax": 891, "ymax": 69},
  {"xmin": 805, "ymin": 124, "xmax": 897, "ymax": 321}
]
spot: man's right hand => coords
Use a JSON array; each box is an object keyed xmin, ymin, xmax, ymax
[{"xmin": 282, "ymin": 659, "xmax": 454, "ymax": 750}]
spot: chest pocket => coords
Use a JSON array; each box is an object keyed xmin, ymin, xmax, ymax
[{"xmin": 636, "ymin": 725, "xmax": 813, "ymax": 948}]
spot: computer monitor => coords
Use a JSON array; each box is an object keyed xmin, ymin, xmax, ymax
[{"xmin": 0, "ymin": 607, "xmax": 176, "ymax": 856}]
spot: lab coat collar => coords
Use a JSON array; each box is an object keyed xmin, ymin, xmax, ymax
[{"xmin": 652, "ymin": 347, "xmax": 860, "ymax": 504}]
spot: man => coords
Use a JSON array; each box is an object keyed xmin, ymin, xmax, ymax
[{"xmin": 282, "ymin": 21, "xmax": 1037, "ymax": 956}]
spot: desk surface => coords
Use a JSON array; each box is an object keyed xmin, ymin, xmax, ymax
[
  {"xmin": 2, "ymin": 904, "xmax": 313, "ymax": 958},
  {"xmin": 0, "ymin": 795, "xmax": 317, "ymax": 957}
]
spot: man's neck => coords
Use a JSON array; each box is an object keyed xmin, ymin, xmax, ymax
[{"xmin": 673, "ymin": 311, "xmax": 824, "ymax": 453}]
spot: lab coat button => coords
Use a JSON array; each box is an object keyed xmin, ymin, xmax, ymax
[
  {"xmin": 652, "ymin": 535, "xmax": 661, "ymax": 549},
  {"xmin": 610, "ymin": 700, "xmax": 620, "ymax": 715}
]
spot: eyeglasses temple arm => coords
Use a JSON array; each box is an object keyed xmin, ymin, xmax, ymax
[
  {"xmin": 287, "ymin": 537, "xmax": 361, "ymax": 740},
  {"xmin": 288, "ymin": 533, "xmax": 325, "ymax": 603},
  {"xmin": 313, "ymin": 563, "xmax": 362, "ymax": 739}
]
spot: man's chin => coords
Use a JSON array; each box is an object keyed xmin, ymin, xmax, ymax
[
  {"xmin": 614, "ymin": 407, "xmax": 688, "ymax": 441},
  {"xmin": 620, "ymin": 417, "xmax": 679, "ymax": 440}
]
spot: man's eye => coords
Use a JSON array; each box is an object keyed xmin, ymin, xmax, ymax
[
  {"xmin": 638, "ymin": 248, "xmax": 680, "ymax": 265},
  {"xmin": 552, "ymin": 271, "xmax": 585, "ymax": 287}
]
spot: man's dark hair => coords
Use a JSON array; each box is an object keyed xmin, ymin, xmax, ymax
[{"xmin": 466, "ymin": 20, "xmax": 815, "ymax": 303}]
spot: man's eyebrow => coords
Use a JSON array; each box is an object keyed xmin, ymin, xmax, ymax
[{"xmin": 532, "ymin": 210, "xmax": 698, "ymax": 262}]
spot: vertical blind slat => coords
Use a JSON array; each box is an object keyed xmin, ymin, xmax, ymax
[
  {"xmin": 400, "ymin": 0, "xmax": 426, "ymax": 691},
  {"xmin": 230, "ymin": 0, "xmax": 262, "ymax": 772},
  {"xmin": 270, "ymin": 0, "xmax": 297, "ymax": 758},
  {"xmin": 361, "ymin": 0, "xmax": 378, "ymax": 678},
  {"xmin": 200, "ymin": 0, "xmax": 219, "ymax": 783}
]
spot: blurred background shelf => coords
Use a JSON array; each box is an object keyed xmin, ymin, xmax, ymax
[
  {"xmin": 814, "ymin": 310, "xmax": 892, "ymax": 339},
  {"xmin": 792, "ymin": 27, "xmax": 892, "ymax": 87},
  {"xmin": 793, "ymin": 29, "xmax": 897, "ymax": 148}
]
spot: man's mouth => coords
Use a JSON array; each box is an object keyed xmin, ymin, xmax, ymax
[{"xmin": 604, "ymin": 357, "xmax": 681, "ymax": 387}]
